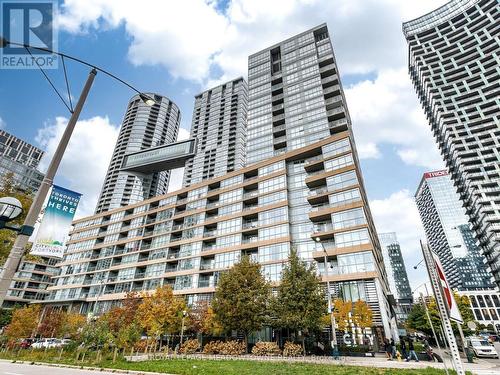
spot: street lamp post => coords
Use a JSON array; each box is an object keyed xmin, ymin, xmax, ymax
[
  {"xmin": 0, "ymin": 37, "xmax": 156, "ymax": 307},
  {"xmin": 314, "ymin": 236, "xmax": 338, "ymax": 358},
  {"xmin": 180, "ymin": 310, "xmax": 187, "ymax": 346}
]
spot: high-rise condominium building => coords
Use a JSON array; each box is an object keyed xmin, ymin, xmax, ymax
[
  {"xmin": 415, "ymin": 170, "xmax": 494, "ymax": 290},
  {"xmin": 182, "ymin": 78, "xmax": 248, "ymax": 187},
  {"xmin": 378, "ymin": 233, "xmax": 413, "ymax": 322},
  {"xmin": 0, "ymin": 129, "xmax": 44, "ymax": 192},
  {"xmin": 403, "ymin": 0, "xmax": 500, "ymax": 285},
  {"xmin": 95, "ymin": 94, "xmax": 181, "ymax": 214},
  {"xmin": 45, "ymin": 25, "xmax": 393, "ymax": 345}
]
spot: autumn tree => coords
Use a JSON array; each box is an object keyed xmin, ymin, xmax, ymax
[
  {"xmin": 272, "ymin": 250, "xmax": 325, "ymax": 351},
  {"xmin": 38, "ymin": 308, "xmax": 65, "ymax": 337},
  {"xmin": 4, "ymin": 304, "xmax": 41, "ymax": 340},
  {"xmin": 188, "ymin": 300, "xmax": 222, "ymax": 346},
  {"xmin": 136, "ymin": 285, "xmax": 186, "ymax": 350},
  {"xmin": 352, "ymin": 300, "xmax": 373, "ymax": 340},
  {"xmin": 333, "ymin": 299, "xmax": 352, "ymax": 333},
  {"xmin": 60, "ymin": 312, "xmax": 86, "ymax": 339},
  {"xmin": 0, "ymin": 173, "xmax": 34, "ymax": 266},
  {"xmin": 212, "ymin": 255, "xmax": 270, "ymax": 352}
]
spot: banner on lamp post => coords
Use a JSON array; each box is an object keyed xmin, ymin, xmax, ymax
[{"xmin": 30, "ymin": 185, "xmax": 81, "ymax": 258}]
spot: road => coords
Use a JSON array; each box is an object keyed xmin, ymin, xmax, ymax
[{"xmin": 0, "ymin": 362, "xmax": 129, "ymax": 375}]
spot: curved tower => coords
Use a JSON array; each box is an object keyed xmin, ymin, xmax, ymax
[
  {"xmin": 403, "ymin": 0, "xmax": 500, "ymax": 285},
  {"xmin": 95, "ymin": 94, "xmax": 181, "ymax": 213}
]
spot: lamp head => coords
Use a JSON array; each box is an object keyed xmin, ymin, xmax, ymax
[
  {"xmin": 314, "ymin": 237, "xmax": 321, "ymax": 242},
  {"xmin": 139, "ymin": 93, "xmax": 156, "ymax": 106},
  {"xmin": 0, "ymin": 197, "xmax": 23, "ymax": 222},
  {"xmin": 0, "ymin": 36, "xmax": 8, "ymax": 48}
]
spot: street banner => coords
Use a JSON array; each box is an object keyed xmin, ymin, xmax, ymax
[
  {"xmin": 430, "ymin": 251, "xmax": 463, "ymax": 323},
  {"xmin": 30, "ymin": 185, "xmax": 81, "ymax": 258}
]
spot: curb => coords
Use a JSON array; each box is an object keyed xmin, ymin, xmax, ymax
[{"xmin": 0, "ymin": 359, "xmax": 176, "ymax": 375}]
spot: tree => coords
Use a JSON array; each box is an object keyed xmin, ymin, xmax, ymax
[
  {"xmin": 102, "ymin": 291, "xmax": 141, "ymax": 335},
  {"xmin": 0, "ymin": 173, "xmax": 34, "ymax": 266},
  {"xmin": 136, "ymin": 285, "xmax": 186, "ymax": 350},
  {"xmin": 406, "ymin": 299, "xmax": 440, "ymax": 337},
  {"xmin": 4, "ymin": 304, "xmax": 41, "ymax": 340},
  {"xmin": 352, "ymin": 300, "xmax": 373, "ymax": 344},
  {"xmin": 212, "ymin": 255, "xmax": 270, "ymax": 352},
  {"xmin": 60, "ymin": 312, "xmax": 86, "ymax": 339},
  {"xmin": 38, "ymin": 308, "xmax": 65, "ymax": 337},
  {"xmin": 272, "ymin": 250, "xmax": 325, "ymax": 351},
  {"xmin": 452, "ymin": 293, "xmax": 477, "ymax": 336},
  {"xmin": 333, "ymin": 299, "xmax": 352, "ymax": 333},
  {"xmin": 188, "ymin": 300, "xmax": 222, "ymax": 338}
]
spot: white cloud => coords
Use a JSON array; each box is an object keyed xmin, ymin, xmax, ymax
[
  {"xmin": 58, "ymin": 0, "xmax": 448, "ymax": 168},
  {"xmin": 345, "ymin": 68, "xmax": 445, "ymax": 169},
  {"xmin": 0, "ymin": 117, "xmax": 5, "ymax": 129},
  {"xmin": 58, "ymin": 0, "xmax": 228, "ymax": 82},
  {"xmin": 370, "ymin": 189, "xmax": 429, "ymax": 290},
  {"xmin": 36, "ymin": 116, "xmax": 120, "ymax": 218}
]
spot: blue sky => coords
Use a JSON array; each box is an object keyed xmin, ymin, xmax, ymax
[{"xmin": 0, "ymin": 0, "xmax": 450, "ymax": 289}]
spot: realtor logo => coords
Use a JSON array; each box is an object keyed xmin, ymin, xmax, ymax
[{"xmin": 1, "ymin": 1, "xmax": 58, "ymax": 69}]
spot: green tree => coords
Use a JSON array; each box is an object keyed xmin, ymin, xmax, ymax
[
  {"xmin": 272, "ymin": 250, "xmax": 325, "ymax": 351},
  {"xmin": 406, "ymin": 299, "xmax": 440, "ymax": 337},
  {"xmin": 212, "ymin": 255, "xmax": 270, "ymax": 352},
  {"xmin": 452, "ymin": 293, "xmax": 477, "ymax": 336},
  {"xmin": 0, "ymin": 172, "xmax": 34, "ymax": 266}
]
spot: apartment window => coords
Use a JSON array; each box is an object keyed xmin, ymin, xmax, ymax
[
  {"xmin": 259, "ymin": 224, "xmax": 288, "ymax": 240},
  {"xmin": 258, "ymin": 243, "xmax": 290, "ymax": 262},
  {"xmin": 259, "ymin": 190, "xmax": 287, "ymax": 206},
  {"xmin": 262, "ymin": 263, "xmax": 283, "ymax": 282},
  {"xmin": 259, "ymin": 207, "xmax": 287, "ymax": 225},
  {"xmin": 220, "ymin": 189, "xmax": 242, "ymax": 203},
  {"xmin": 329, "ymin": 188, "xmax": 361, "ymax": 207},
  {"xmin": 215, "ymin": 250, "xmax": 240, "ymax": 268},
  {"xmin": 259, "ymin": 161, "xmax": 285, "ymax": 176},
  {"xmin": 145, "ymin": 263, "xmax": 165, "ymax": 277},
  {"xmin": 324, "ymin": 154, "xmax": 353, "ymax": 172},
  {"xmin": 331, "ymin": 208, "xmax": 366, "ymax": 230},
  {"xmin": 322, "ymin": 138, "xmax": 350, "ymax": 157},
  {"xmin": 326, "ymin": 170, "xmax": 358, "ymax": 191},
  {"xmin": 218, "ymin": 218, "xmax": 242, "ymax": 235},
  {"xmin": 338, "ymin": 251, "xmax": 374, "ymax": 274},
  {"xmin": 174, "ymin": 275, "xmax": 193, "ymax": 290},
  {"xmin": 259, "ymin": 175, "xmax": 286, "ymax": 194},
  {"xmin": 335, "ymin": 228, "xmax": 370, "ymax": 248}
]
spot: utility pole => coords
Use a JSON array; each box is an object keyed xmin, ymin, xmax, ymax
[
  {"xmin": 0, "ymin": 69, "xmax": 97, "ymax": 307},
  {"xmin": 421, "ymin": 241, "xmax": 465, "ymax": 375},
  {"xmin": 420, "ymin": 292, "xmax": 449, "ymax": 375}
]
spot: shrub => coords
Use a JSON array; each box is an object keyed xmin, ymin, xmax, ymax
[
  {"xmin": 251, "ymin": 341, "xmax": 282, "ymax": 356},
  {"xmin": 203, "ymin": 340, "xmax": 223, "ymax": 354},
  {"xmin": 179, "ymin": 339, "xmax": 200, "ymax": 354},
  {"xmin": 283, "ymin": 341, "xmax": 302, "ymax": 357},
  {"xmin": 203, "ymin": 340, "xmax": 245, "ymax": 355},
  {"xmin": 219, "ymin": 340, "xmax": 246, "ymax": 355}
]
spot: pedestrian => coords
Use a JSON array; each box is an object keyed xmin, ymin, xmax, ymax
[
  {"xmin": 406, "ymin": 338, "xmax": 419, "ymax": 362},
  {"xmin": 390, "ymin": 338, "xmax": 396, "ymax": 358},
  {"xmin": 384, "ymin": 338, "xmax": 393, "ymax": 360},
  {"xmin": 400, "ymin": 336, "xmax": 407, "ymax": 359}
]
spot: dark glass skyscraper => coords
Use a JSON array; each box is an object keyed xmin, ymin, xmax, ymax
[
  {"xmin": 379, "ymin": 233, "xmax": 413, "ymax": 322},
  {"xmin": 403, "ymin": 0, "xmax": 500, "ymax": 285},
  {"xmin": 95, "ymin": 94, "xmax": 181, "ymax": 213},
  {"xmin": 415, "ymin": 170, "xmax": 494, "ymax": 290}
]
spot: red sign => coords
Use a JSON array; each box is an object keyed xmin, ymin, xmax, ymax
[
  {"xmin": 431, "ymin": 252, "xmax": 463, "ymax": 323},
  {"xmin": 424, "ymin": 170, "xmax": 448, "ymax": 179}
]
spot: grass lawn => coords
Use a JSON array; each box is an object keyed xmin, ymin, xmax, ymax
[{"xmin": 0, "ymin": 350, "xmax": 461, "ymax": 375}]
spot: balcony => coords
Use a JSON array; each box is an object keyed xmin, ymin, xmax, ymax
[
  {"xmin": 206, "ymin": 201, "xmax": 220, "ymax": 209},
  {"xmin": 243, "ymin": 221, "xmax": 259, "ymax": 230},
  {"xmin": 242, "ymin": 236, "xmax": 259, "ymax": 244},
  {"xmin": 243, "ymin": 204, "xmax": 259, "ymax": 211},
  {"xmin": 243, "ymin": 191, "xmax": 259, "ymax": 199},
  {"xmin": 200, "ymin": 262, "xmax": 215, "ymax": 271},
  {"xmin": 308, "ymin": 187, "xmax": 329, "ymax": 197},
  {"xmin": 203, "ymin": 230, "xmax": 217, "ymax": 238}
]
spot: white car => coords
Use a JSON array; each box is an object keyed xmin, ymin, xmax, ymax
[
  {"xmin": 467, "ymin": 338, "xmax": 499, "ymax": 359},
  {"xmin": 31, "ymin": 338, "xmax": 63, "ymax": 349}
]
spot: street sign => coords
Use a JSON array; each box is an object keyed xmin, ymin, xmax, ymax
[{"xmin": 467, "ymin": 321, "xmax": 477, "ymax": 331}]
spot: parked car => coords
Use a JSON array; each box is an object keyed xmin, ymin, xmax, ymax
[
  {"xmin": 31, "ymin": 338, "xmax": 63, "ymax": 349},
  {"xmin": 19, "ymin": 338, "xmax": 34, "ymax": 349},
  {"xmin": 466, "ymin": 337, "xmax": 499, "ymax": 359}
]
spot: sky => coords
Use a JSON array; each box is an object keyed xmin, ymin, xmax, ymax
[{"xmin": 0, "ymin": 0, "xmax": 451, "ymax": 291}]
